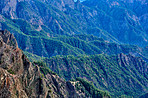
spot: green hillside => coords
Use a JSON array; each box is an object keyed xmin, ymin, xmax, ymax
[{"xmin": 42, "ymin": 53, "xmax": 148, "ymax": 97}]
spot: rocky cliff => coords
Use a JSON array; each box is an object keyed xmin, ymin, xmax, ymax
[{"xmin": 0, "ymin": 29, "xmax": 110, "ymax": 98}]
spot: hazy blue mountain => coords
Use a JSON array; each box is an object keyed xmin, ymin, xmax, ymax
[
  {"xmin": 1, "ymin": 0, "xmax": 148, "ymax": 52},
  {"xmin": 82, "ymin": 0, "xmax": 148, "ymax": 46}
]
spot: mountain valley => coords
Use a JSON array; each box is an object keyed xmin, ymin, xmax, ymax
[{"xmin": 0, "ymin": 0, "xmax": 148, "ymax": 97}]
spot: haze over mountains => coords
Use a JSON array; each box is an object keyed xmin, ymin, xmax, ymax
[
  {"xmin": 0, "ymin": 0, "xmax": 148, "ymax": 97},
  {"xmin": 0, "ymin": 0, "xmax": 148, "ymax": 57}
]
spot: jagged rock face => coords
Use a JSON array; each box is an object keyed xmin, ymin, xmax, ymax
[
  {"xmin": 0, "ymin": 30, "xmax": 30, "ymax": 97},
  {"xmin": 0, "ymin": 29, "xmax": 38, "ymax": 97},
  {"xmin": 0, "ymin": 30, "xmax": 18, "ymax": 48},
  {"xmin": 0, "ymin": 30, "xmax": 67, "ymax": 97},
  {"xmin": 0, "ymin": 30, "xmax": 62, "ymax": 97},
  {"xmin": 0, "ymin": 30, "xmax": 111, "ymax": 98}
]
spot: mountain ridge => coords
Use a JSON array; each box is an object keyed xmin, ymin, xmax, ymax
[
  {"xmin": 1, "ymin": 0, "xmax": 148, "ymax": 46},
  {"xmin": 0, "ymin": 29, "xmax": 111, "ymax": 98},
  {"xmin": 1, "ymin": 0, "xmax": 148, "ymax": 59},
  {"xmin": 43, "ymin": 53, "xmax": 148, "ymax": 97},
  {"xmin": 0, "ymin": 0, "xmax": 148, "ymax": 97}
]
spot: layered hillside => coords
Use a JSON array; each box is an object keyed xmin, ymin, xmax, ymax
[
  {"xmin": 0, "ymin": 30, "xmax": 111, "ymax": 97},
  {"xmin": 1, "ymin": 0, "xmax": 148, "ymax": 97},
  {"xmin": 44, "ymin": 53, "xmax": 148, "ymax": 97},
  {"xmin": 1, "ymin": 29, "xmax": 148, "ymax": 62}
]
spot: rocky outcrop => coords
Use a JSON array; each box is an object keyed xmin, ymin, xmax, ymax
[
  {"xmin": 0, "ymin": 30, "xmax": 18, "ymax": 48},
  {"xmin": 0, "ymin": 30, "xmax": 110, "ymax": 98}
]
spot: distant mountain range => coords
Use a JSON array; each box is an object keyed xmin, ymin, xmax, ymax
[{"xmin": 0, "ymin": 0, "xmax": 148, "ymax": 57}]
